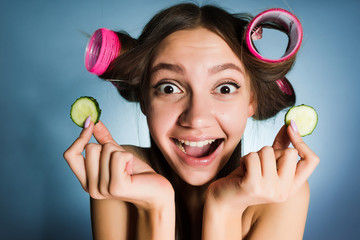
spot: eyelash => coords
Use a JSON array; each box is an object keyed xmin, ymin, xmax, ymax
[
  {"xmin": 152, "ymin": 79, "xmax": 241, "ymax": 95},
  {"xmin": 214, "ymin": 80, "xmax": 241, "ymax": 94},
  {"xmin": 152, "ymin": 80, "xmax": 182, "ymax": 94}
]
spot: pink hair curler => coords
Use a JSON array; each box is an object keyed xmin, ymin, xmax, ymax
[
  {"xmin": 85, "ymin": 28, "xmax": 121, "ymax": 75},
  {"xmin": 276, "ymin": 77, "xmax": 293, "ymax": 95},
  {"xmin": 246, "ymin": 8, "xmax": 303, "ymax": 63}
]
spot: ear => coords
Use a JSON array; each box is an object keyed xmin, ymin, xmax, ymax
[{"xmin": 247, "ymin": 91, "xmax": 257, "ymax": 117}]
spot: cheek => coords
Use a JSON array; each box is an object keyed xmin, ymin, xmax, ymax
[
  {"xmin": 146, "ymin": 101, "xmax": 179, "ymax": 137},
  {"xmin": 215, "ymin": 102, "xmax": 249, "ymax": 135}
]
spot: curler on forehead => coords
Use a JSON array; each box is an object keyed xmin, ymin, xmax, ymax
[
  {"xmin": 85, "ymin": 28, "xmax": 121, "ymax": 76},
  {"xmin": 246, "ymin": 8, "xmax": 303, "ymax": 63}
]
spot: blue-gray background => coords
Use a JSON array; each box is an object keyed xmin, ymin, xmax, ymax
[{"xmin": 1, "ymin": 0, "xmax": 359, "ymax": 239}]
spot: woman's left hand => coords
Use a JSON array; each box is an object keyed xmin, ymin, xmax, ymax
[{"xmin": 206, "ymin": 122, "xmax": 320, "ymax": 209}]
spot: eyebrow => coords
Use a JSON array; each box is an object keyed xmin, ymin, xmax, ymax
[
  {"xmin": 150, "ymin": 63, "xmax": 184, "ymax": 76},
  {"xmin": 150, "ymin": 62, "xmax": 243, "ymax": 76},
  {"xmin": 208, "ymin": 63, "xmax": 243, "ymax": 75}
]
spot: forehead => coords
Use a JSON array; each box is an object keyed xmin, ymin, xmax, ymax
[{"xmin": 153, "ymin": 28, "xmax": 242, "ymax": 66}]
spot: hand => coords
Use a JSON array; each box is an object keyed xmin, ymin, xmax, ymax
[
  {"xmin": 63, "ymin": 120, "xmax": 174, "ymax": 210},
  {"xmin": 206, "ymin": 122, "xmax": 319, "ymax": 209}
]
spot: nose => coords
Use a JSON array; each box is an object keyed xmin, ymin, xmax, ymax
[{"xmin": 178, "ymin": 93, "xmax": 215, "ymax": 129}]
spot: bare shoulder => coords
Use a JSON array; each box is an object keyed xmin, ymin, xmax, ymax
[
  {"xmin": 245, "ymin": 182, "xmax": 310, "ymax": 240},
  {"xmin": 122, "ymin": 145, "xmax": 151, "ymax": 164}
]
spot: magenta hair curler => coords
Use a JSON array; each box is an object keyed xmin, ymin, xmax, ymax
[
  {"xmin": 246, "ymin": 8, "xmax": 303, "ymax": 63},
  {"xmin": 85, "ymin": 28, "xmax": 121, "ymax": 76},
  {"xmin": 276, "ymin": 77, "xmax": 293, "ymax": 95}
]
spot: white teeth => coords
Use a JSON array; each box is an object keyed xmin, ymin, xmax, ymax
[
  {"xmin": 177, "ymin": 139, "xmax": 216, "ymax": 148},
  {"xmin": 176, "ymin": 140, "xmax": 186, "ymax": 153}
]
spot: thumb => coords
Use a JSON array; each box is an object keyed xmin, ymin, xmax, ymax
[
  {"xmin": 93, "ymin": 121, "xmax": 118, "ymax": 145},
  {"xmin": 272, "ymin": 124, "xmax": 291, "ymax": 150}
]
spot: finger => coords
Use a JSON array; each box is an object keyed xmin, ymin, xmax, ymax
[
  {"xmin": 108, "ymin": 151, "xmax": 133, "ymax": 198},
  {"xmin": 275, "ymin": 148, "xmax": 298, "ymax": 180},
  {"xmin": 272, "ymin": 124, "xmax": 290, "ymax": 150},
  {"xmin": 63, "ymin": 120, "xmax": 95, "ymax": 190},
  {"xmin": 99, "ymin": 142, "xmax": 121, "ymax": 196},
  {"xmin": 258, "ymin": 146, "xmax": 277, "ymax": 177},
  {"xmin": 85, "ymin": 143, "xmax": 103, "ymax": 199},
  {"xmin": 65, "ymin": 120, "xmax": 94, "ymax": 157},
  {"xmin": 93, "ymin": 121, "xmax": 120, "ymax": 146},
  {"xmin": 287, "ymin": 120, "xmax": 320, "ymax": 188},
  {"xmin": 241, "ymin": 152, "xmax": 262, "ymax": 180}
]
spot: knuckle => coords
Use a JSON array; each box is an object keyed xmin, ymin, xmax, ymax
[
  {"xmin": 103, "ymin": 142, "xmax": 117, "ymax": 152},
  {"xmin": 259, "ymin": 146, "xmax": 275, "ymax": 159},
  {"xmin": 98, "ymin": 185, "xmax": 110, "ymax": 197},
  {"xmin": 109, "ymin": 182, "xmax": 124, "ymax": 197},
  {"xmin": 112, "ymin": 151, "xmax": 133, "ymax": 161},
  {"xmin": 85, "ymin": 143, "xmax": 99, "ymax": 152},
  {"xmin": 313, "ymin": 155, "xmax": 320, "ymax": 165},
  {"xmin": 89, "ymin": 188, "xmax": 103, "ymax": 200},
  {"xmin": 285, "ymin": 148, "xmax": 299, "ymax": 160},
  {"xmin": 247, "ymin": 152, "xmax": 258, "ymax": 160},
  {"xmin": 63, "ymin": 150, "xmax": 71, "ymax": 161},
  {"xmin": 261, "ymin": 146, "xmax": 274, "ymax": 153},
  {"xmin": 121, "ymin": 152, "xmax": 133, "ymax": 160}
]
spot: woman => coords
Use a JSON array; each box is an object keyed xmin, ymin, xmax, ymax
[{"xmin": 64, "ymin": 3, "xmax": 319, "ymax": 239}]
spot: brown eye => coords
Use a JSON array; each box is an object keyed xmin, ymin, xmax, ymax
[
  {"xmin": 220, "ymin": 86, "xmax": 231, "ymax": 94},
  {"xmin": 164, "ymin": 85, "xmax": 174, "ymax": 93},
  {"xmin": 157, "ymin": 83, "xmax": 181, "ymax": 94},
  {"xmin": 215, "ymin": 83, "xmax": 239, "ymax": 94}
]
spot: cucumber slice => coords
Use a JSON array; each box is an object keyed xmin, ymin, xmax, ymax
[
  {"xmin": 70, "ymin": 96, "xmax": 101, "ymax": 127},
  {"xmin": 285, "ymin": 104, "xmax": 318, "ymax": 137}
]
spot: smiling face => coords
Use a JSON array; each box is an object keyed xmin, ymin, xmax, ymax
[{"xmin": 143, "ymin": 28, "xmax": 255, "ymax": 186}]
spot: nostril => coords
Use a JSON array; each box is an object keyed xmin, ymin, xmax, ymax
[{"xmin": 177, "ymin": 108, "xmax": 214, "ymax": 129}]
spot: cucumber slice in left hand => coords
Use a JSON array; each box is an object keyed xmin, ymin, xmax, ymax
[
  {"xmin": 70, "ymin": 96, "xmax": 101, "ymax": 127},
  {"xmin": 285, "ymin": 104, "xmax": 318, "ymax": 137}
]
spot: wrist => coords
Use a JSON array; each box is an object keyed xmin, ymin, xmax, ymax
[
  {"xmin": 205, "ymin": 181, "xmax": 248, "ymax": 213},
  {"xmin": 204, "ymin": 192, "xmax": 247, "ymax": 219},
  {"xmin": 137, "ymin": 197, "xmax": 175, "ymax": 240},
  {"xmin": 203, "ymin": 195, "xmax": 246, "ymax": 240}
]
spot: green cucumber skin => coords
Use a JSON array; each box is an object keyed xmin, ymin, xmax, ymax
[
  {"xmin": 70, "ymin": 96, "xmax": 102, "ymax": 127},
  {"xmin": 284, "ymin": 104, "xmax": 318, "ymax": 137}
]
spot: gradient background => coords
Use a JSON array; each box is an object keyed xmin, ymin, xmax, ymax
[{"xmin": 1, "ymin": 0, "xmax": 359, "ymax": 239}]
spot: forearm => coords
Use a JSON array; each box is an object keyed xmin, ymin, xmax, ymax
[
  {"xmin": 136, "ymin": 201, "xmax": 176, "ymax": 240},
  {"xmin": 202, "ymin": 196, "xmax": 246, "ymax": 240}
]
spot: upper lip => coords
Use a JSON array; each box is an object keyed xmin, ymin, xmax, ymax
[{"xmin": 172, "ymin": 136, "xmax": 222, "ymax": 142}]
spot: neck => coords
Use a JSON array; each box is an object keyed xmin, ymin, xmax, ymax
[{"xmin": 173, "ymin": 177, "xmax": 213, "ymax": 240}]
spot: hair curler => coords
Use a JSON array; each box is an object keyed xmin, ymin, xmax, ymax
[
  {"xmin": 276, "ymin": 77, "xmax": 293, "ymax": 95},
  {"xmin": 246, "ymin": 8, "xmax": 303, "ymax": 63},
  {"xmin": 85, "ymin": 28, "xmax": 121, "ymax": 76}
]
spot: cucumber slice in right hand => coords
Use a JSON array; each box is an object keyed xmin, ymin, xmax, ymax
[
  {"xmin": 285, "ymin": 104, "xmax": 318, "ymax": 137},
  {"xmin": 70, "ymin": 96, "xmax": 101, "ymax": 127}
]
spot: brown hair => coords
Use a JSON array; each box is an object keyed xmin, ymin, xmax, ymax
[
  {"xmin": 97, "ymin": 3, "xmax": 298, "ymax": 238},
  {"xmin": 100, "ymin": 3, "xmax": 296, "ymax": 120}
]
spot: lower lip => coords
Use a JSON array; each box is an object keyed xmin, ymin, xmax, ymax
[{"xmin": 171, "ymin": 139, "xmax": 224, "ymax": 168}]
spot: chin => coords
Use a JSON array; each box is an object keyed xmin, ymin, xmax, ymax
[{"xmin": 180, "ymin": 171, "xmax": 216, "ymax": 186}]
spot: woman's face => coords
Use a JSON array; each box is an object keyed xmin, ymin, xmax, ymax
[{"xmin": 144, "ymin": 28, "xmax": 255, "ymax": 186}]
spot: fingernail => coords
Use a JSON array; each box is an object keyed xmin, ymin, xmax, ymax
[
  {"xmin": 290, "ymin": 119, "xmax": 298, "ymax": 133},
  {"xmin": 84, "ymin": 116, "xmax": 91, "ymax": 128}
]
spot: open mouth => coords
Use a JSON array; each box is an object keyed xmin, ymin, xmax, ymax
[{"xmin": 174, "ymin": 138, "xmax": 223, "ymax": 158}]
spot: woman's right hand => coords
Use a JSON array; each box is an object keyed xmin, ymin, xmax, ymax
[{"xmin": 63, "ymin": 119, "xmax": 174, "ymax": 210}]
